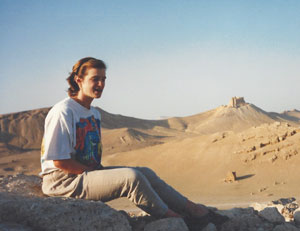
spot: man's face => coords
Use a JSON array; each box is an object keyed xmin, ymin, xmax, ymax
[{"xmin": 78, "ymin": 68, "xmax": 106, "ymax": 99}]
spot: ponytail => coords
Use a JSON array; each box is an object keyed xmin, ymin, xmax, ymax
[
  {"xmin": 66, "ymin": 57, "xmax": 106, "ymax": 97},
  {"xmin": 66, "ymin": 72, "xmax": 80, "ymax": 97}
]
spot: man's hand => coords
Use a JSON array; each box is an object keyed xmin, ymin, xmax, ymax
[{"xmin": 53, "ymin": 159, "xmax": 94, "ymax": 174}]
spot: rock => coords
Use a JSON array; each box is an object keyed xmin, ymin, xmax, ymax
[
  {"xmin": 293, "ymin": 209, "xmax": 300, "ymax": 225},
  {"xmin": 252, "ymin": 198, "xmax": 300, "ymax": 222},
  {"xmin": 184, "ymin": 210, "xmax": 228, "ymax": 231},
  {"xmin": 202, "ymin": 223, "xmax": 217, "ymax": 231},
  {"xmin": 269, "ymin": 154, "xmax": 278, "ymax": 163},
  {"xmin": 282, "ymin": 203, "xmax": 299, "ymax": 221},
  {"xmin": 220, "ymin": 209, "xmax": 271, "ymax": 231},
  {"xmin": 225, "ymin": 171, "xmax": 236, "ymax": 183},
  {"xmin": 127, "ymin": 213, "xmax": 155, "ymax": 231},
  {"xmin": 247, "ymin": 146, "xmax": 256, "ymax": 152},
  {"xmin": 0, "ymin": 174, "xmax": 43, "ymax": 197},
  {"xmin": 251, "ymin": 202, "xmax": 269, "ymax": 212},
  {"xmin": 258, "ymin": 207, "xmax": 285, "ymax": 224},
  {"xmin": 0, "ymin": 222, "xmax": 33, "ymax": 231},
  {"xmin": 143, "ymin": 218, "xmax": 188, "ymax": 231},
  {"xmin": 251, "ymin": 202, "xmax": 284, "ymax": 213},
  {"xmin": 272, "ymin": 198, "xmax": 296, "ymax": 205},
  {"xmin": 216, "ymin": 207, "xmax": 255, "ymax": 219},
  {"xmin": 259, "ymin": 187, "xmax": 267, "ymax": 192},
  {"xmin": 273, "ymin": 223, "xmax": 300, "ymax": 231},
  {"xmin": 0, "ymin": 192, "xmax": 131, "ymax": 231}
]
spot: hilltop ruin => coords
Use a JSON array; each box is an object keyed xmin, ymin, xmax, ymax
[{"xmin": 228, "ymin": 97, "xmax": 247, "ymax": 108}]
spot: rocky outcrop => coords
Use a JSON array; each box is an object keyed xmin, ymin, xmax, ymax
[
  {"xmin": 2, "ymin": 174, "xmax": 300, "ymax": 231},
  {"xmin": 0, "ymin": 174, "xmax": 131, "ymax": 231},
  {"xmin": 258, "ymin": 207, "xmax": 285, "ymax": 224},
  {"xmin": 144, "ymin": 218, "xmax": 188, "ymax": 231},
  {"xmin": 293, "ymin": 209, "xmax": 300, "ymax": 226},
  {"xmin": 251, "ymin": 197, "xmax": 299, "ymax": 223},
  {"xmin": 0, "ymin": 174, "xmax": 43, "ymax": 197},
  {"xmin": 236, "ymin": 122, "xmax": 300, "ymax": 164},
  {"xmin": 273, "ymin": 223, "xmax": 300, "ymax": 231},
  {"xmin": 0, "ymin": 192, "xmax": 131, "ymax": 231}
]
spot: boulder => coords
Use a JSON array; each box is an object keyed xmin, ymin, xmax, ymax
[
  {"xmin": 251, "ymin": 202, "xmax": 270, "ymax": 211},
  {"xmin": 220, "ymin": 210, "xmax": 272, "ymax": 231},
  {"xmin": 272, "ymin": 198, "xmax": 296, "ymax": 205},
  {"xmin": 252, "ymin": 198, "xmax": 299, "ymax": 222},
  {"xmin": 251, "ymin": 202, "xmax": 284, "ymax": 213},
  {"xmin": 0, "ymin": 192, "xmax": 131, "ymax": 231},
  {"xmin": 217, "ymin": 207, "xmax": 255, "ymax": 219},
  {"xmin": 0, "ymin": 174, "xmax": 43, "ymax": 197},
  {"xmin": 258, "ymin": 207, "xmax": 285, "ymax": 224},
  {"xmin": 202, "ymin": 223, "xmax": 217, "ymax": 231},
  {"xmin": 143, "ymin": 218, "xmax": 188, "ymax": 231},
  {"xmin": 273, "ymin": 223, "xmax": 300, "ymax": 231},
  {"xmin": 0, "ymin": 222, "xmax": 33, "ymax": 231},
  {"xmin": 293, "ymin": 209, "xmax": 300, "ymax": 226},
  {"xmin": 281, "ymin": 203, "xmax": 299, "ymax": 222}
]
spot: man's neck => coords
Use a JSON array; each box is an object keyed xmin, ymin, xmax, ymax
[{"xmin": 72, "ymin": 95, "xmax": 93, "ymax": 109}]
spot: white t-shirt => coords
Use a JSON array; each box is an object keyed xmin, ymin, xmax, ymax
[{"xmin": 40, "ymin": 97, "xmax": 102, "ymax": 175}]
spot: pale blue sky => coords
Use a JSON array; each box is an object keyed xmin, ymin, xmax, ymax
[{"xmin": 0, "ymin": 0, "xmax": 299, "ymax": 119}]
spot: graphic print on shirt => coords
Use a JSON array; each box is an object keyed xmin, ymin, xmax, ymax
[{"xmin": 75, "ymin": 116, "xmax": 102, "ymax": 167}]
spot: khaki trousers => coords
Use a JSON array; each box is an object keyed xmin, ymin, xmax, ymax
[{"xmin": 42, "ymin": 166, "xmax": 187, "ymax": 217}]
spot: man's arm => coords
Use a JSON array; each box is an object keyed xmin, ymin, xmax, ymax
[{"xmin": 53, "ymin": 159, "xmax": 93, "ymax": 174}]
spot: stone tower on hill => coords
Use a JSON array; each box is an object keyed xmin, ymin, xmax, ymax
[{"xmin": 228, "ymin": 97, "xmax": 247, "ymax": 108}]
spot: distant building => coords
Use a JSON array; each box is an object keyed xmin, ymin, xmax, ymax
[{"xmin": 228, "ymin": 97, "xmax": 247, "ymax": 108}]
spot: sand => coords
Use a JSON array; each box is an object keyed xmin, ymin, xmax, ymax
[{"xmin": 1, "ymin": 97, "xmax": 300, "ymax": 213}]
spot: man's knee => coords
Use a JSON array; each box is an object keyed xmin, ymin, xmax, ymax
[
  {"xmin": 124, "ymin": 168, "xmax": 144, "ymax": 183},
  {"xmin": 138, "ymin": 167, "xmax": 157, "ymax": 178}
]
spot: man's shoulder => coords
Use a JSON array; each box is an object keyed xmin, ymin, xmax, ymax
[{"xmin": 48, "ymin": 98, "xmax": 74, "ymax": 117}]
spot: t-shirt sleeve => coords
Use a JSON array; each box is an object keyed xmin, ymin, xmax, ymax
[{"xmin": 42, "ymin": 107, "xmax": 74, "ymax": 160}]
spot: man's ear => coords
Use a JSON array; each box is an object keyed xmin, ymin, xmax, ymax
[{"xmin": 74, "ymin": 76, "xmax": 82, "ymax": 86}]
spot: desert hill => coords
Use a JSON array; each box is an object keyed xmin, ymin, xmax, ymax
[
  {"xmin": 0, "ymin": 97, "xmax": 299, "ymax": 156},
  {"xmin": 0, "ymin": 107, "xmax": 172, "ymax": 155},
  {"xmin": 281, "ymin": 109, "xmax": 300, "ymax": 120},
  {"xmin": 1, "ymin": 97, "xmax": 300, "ymax": 209},
  {"xmin": 167, "ymin": 97, "xmax": 300, "ymax": 134},
  {"xmin": 0, "ymin": 108, "xmax": 50, "ymax": 154}
]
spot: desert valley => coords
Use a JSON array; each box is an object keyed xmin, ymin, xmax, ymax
[
  {"xmin": 1, "ymin": 97, "xmax": 300, "ymax": 208},
  {"xmin": 1, "ymin": 97, "xmax": 300, "ymax": 230}
]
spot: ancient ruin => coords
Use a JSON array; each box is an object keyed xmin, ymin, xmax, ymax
[{"xmin": 228, "ymin": 97, "xmax": 247, "ymax": 108}]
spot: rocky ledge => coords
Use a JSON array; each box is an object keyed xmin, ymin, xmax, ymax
[{"xmin": 1, "ymin": 174, "xmax": 300, "ymax": 231}]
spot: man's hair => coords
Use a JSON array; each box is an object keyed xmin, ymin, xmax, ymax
[{"xmin": 66, "ymin": 57, "xmax": 107, "ymax": 97}]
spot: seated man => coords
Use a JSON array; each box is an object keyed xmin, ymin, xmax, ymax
[{"xmin": 40, "ymin": 57, "xmax": 209, "ymax": 219}]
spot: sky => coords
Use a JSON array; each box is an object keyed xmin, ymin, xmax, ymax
[{"xmin": 0, "ymin": 0, "xmax": 299, "ymax": 119}]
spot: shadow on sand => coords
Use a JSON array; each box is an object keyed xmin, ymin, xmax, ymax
[{"xmin": 236, "ymin": 174, "xmax": 255, "ymax": 181}]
